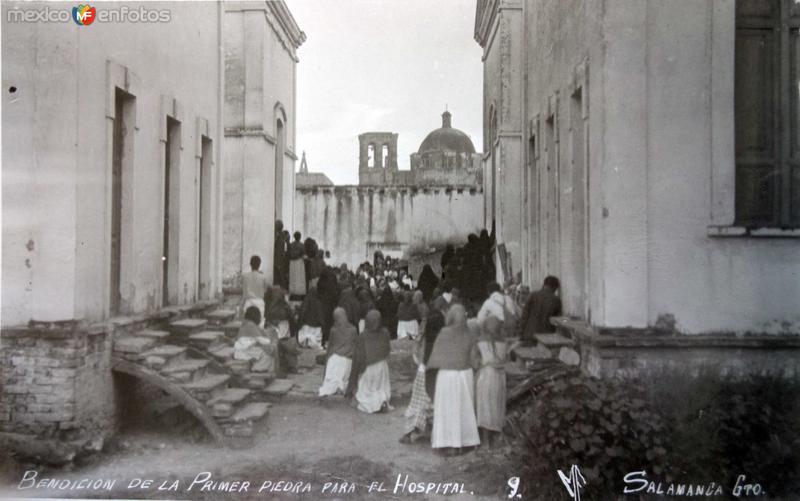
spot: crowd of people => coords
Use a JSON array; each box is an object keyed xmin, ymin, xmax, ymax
[{"xmin": 234, "ymin": 220, "xmax": 564, "ymax": 455}]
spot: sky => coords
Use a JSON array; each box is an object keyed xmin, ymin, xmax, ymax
[{"xmin": 289, "ymin": 0, "xmax": 484, "ymax": 185}]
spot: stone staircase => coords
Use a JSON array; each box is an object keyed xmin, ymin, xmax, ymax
[
  {"xmin": 109, "ymin": 303, "xmax": 295, "ymax": 447},
  {"xmin": 510, "ymin": 332, "xmax": 582, "ymax": 369}
]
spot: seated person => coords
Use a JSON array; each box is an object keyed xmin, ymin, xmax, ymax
[{"xmin": 234, "ymin": 306, "xmax": 278, "ymax": 375}]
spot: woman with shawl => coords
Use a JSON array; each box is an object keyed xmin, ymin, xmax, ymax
[
  {"xmin": 264, "ymin": 286, "xmax": 293, "ymax": 340},
  {"xmin": 318, "ymin": 307, "xmax": 357, "ymax": 396},
  {"xmin": 376, "ymin": 285, "xmax": 398, "ymax": 339},
  {"xmin": 426, "ymin": 304, "xmax": 480, "ymax": 454},
  {"xmin": 264, "ymin": 286, "xmax": 299, "ymax": 375},
  {"xmin": 308, "ymin": 249, "xmax": 326, "ymax": 289},
  {"xmin": 477, "ymin": 282, "xmax": 508, "ymax": 326},
  {"xmin": 317, "ymin": 268, "xmax": 339, "ymax": 348},
  {"xmin": 399, "ymin": 301, "xmax": 440, "ymax": 444},
  {"xmin": 472, "ymin": 316, "xmax": 508, "ymax": 447},
  {"xmin": 396, "ymin": 291, "xmax": 420, "ymax": 340},
  {"xmin": 234, "ymin": 306, "xmax": 278, "ymax": 376},
  {"xmin": 348, "ymin": 310, "xmax": 392, "ymax": 413},
  {"xmin": 356, "ymin": 288, "xmax": 376, "ymax": 333},
  {"xmin": 298, "ymin": 286, "xmax": 324, "ymax": 349},
  {"xmin": 412, "ymin": 290, "xmax": 428, "ymax": 338},
  {"xmin": 338, "ymin": 287, "xmax": 362, "ymax": 331},
  {"xmin": 416, "ymin": 264, "xmax": 439, "ymax": 303},
  {"xmin": 288, "ymin": 232, "xmax": 307, "ymax": 297}
]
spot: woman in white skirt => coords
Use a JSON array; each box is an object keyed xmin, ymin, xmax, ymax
[
  {"xmin": 396, "ymin": 291, "xmax": 420, "ymax": 340},
  {"xmin": 426, "ymin": 304, "xmax": 480, "ymax": 455},
  {"xmin": 472, "ymin": 315, "xmax": 508, "ymax": 447},
  {"xmin": 347, "ymin": 310, "xmax": 392, "ymax": 413},
  {"xmin": 319, "ymin": 308, "xmax": 357, "ymax": 396}
]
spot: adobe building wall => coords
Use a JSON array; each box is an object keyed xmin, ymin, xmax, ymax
[{"xmin": 294, "ymin": 186, "xmax": 485, "ymax": 272}]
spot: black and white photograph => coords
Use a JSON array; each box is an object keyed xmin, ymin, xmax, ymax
[{"xmin": 1, "ymin": 0, "xmax": 799, "ymax": 500}]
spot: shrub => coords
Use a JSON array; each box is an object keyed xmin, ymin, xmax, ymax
[
  {"xmin": 514, "ymin": 375, "xmax": 669, "ymax": 500},
  {"xmin": 512, "ymin": 372, "xmax": 800, "ymax": 500}
]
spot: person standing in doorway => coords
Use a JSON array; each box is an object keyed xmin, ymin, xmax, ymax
[
  {"xmin": 273, "ymin": 220, "xmax": 289, "ymax": 290},
  {"xmin": 288, "ymin": 232, "xmax": 307, "ymax": 298}
]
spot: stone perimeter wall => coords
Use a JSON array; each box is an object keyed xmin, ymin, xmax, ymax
[
  {"xmin": 0, "ymin": 325, "xmax": 116, "ymax": 463},
  {"xmin": 294, "ymin": 185, "xmax": 485, "ymax": 272}
]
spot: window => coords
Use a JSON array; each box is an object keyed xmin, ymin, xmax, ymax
[
  {"xmin": 367, "ymin": 144, "xmax": 375, "ymax": 168},
  {"xmin": 735, "ymin": 0, "xmax": 800, "ymax": 227}
]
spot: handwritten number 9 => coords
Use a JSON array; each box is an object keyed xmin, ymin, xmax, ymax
[{"xmin": 507, "ymin": 477, "xmax": 520, "ymax": 498}]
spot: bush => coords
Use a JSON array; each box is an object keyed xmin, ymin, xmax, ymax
[
  {"xmin": 515, "ymin": 375, "xmax": 669, "ymax": 500},
  {"xmin": 650, "ymin": 372, "xmax": 800, "ymax": 498},
  {"xmin": 512, "ymin": 372, "xmax": 800, "ymax": 500}
]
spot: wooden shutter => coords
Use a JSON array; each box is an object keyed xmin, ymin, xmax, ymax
[
  {"xmin": 735, "ymin": 0, "xmax": 800, "ymax": 227},
  {"xmin": 735, "ymin": 0, "xmax": 780, "ymax": 226}
]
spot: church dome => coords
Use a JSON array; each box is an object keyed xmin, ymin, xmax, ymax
[{"xmin": 417, "ymin": 111, "xmax": 476, "ymax": 155}]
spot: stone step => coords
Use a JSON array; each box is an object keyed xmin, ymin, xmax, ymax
[
  {"xmin": 205, "ymin": 309, "xmax": 237, "ymax": 325},
  {"xmin": 212, "ymin": 402, "xmax": 234, "ymax": 419},
  {"xmin": 221, "ymin": 422, "xmax": 254, "ymax": 438},
  {"xmin": 143, "ymin": 355, "xmax": 167, "ymax": 370},
  {"xmin": 141, "ymin": 345, "xmax": 187, "ymax": 359},
  {"xmin": 135, "ymin": 329, "xmax": 170, "ymax": 340},
  {"xmin": 209, "ymin": 345, "xmax": 234, "ymax": 361},
  {"xmin": 264, "ymin": 379, "xmax": 294, "ymax": 397},
  {"xmin": 534, "ymin": 333, "xmax": 576, "ymax": 348},
  {"xmin": 207, "ymin": 388, "xmax": 252, "ymax": 406},
  {"xmin": 181, "ymin": 374, "xmax": 230, "ymax": 396},
  {"xmin": 188, "ymin": 330, "xmax": 225, "ymax": 344},
  {"xmin": 221, "ymin": 321, "xmax": 242, "ymax": 337},
  {"xmin": 511, "ymin": 344, "xmax": 554, "ymax": 367},
  {"xmin": 242, "ymin": 373, "xmax": 271, "ymax": 390},
  {"xmin": 227, "ymin": 402, "xmax": 270, "ymax": 423},
  {"xmin": 225, "ymin": 359, "xmax": 252, "ymax": 375},
  {"xmin": 114, "ymin": 336, "xmax": 158, "ymax": 355},
  {"xmin": 162, "ymin": 359, "xmax": 210, "ymax": 380},
  {"xmin": 167, "ymin": 371, "xmax": 192, "ymax": 384},
  {"xmin": 169, "ymin": 318, "xmax": 208, "ymax": 336}
]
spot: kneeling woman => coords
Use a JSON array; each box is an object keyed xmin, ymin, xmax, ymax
[
  {"xmin": 318, "ymin": 308, "xmax": 357, "ymax": 396},
  {"xmin": 234, "ymin": 306, "xmax": 279, "ymax": 375},
  {"xmin": 347, "ymin": 310, "xmax": 392, "ymax": 413},
  {"xmin": 427, "ymin": 304, "xmax": 480, "ymax": 454}
]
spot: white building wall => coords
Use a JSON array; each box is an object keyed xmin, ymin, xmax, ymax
[
  {"xmin": 478, "ymin": 0, "xmax": 525, "ymax": 283},
  {"xmin": 223, "ymin": 1, "xmax": 302, "ymax": 285},
  {"xmin": 2, "ymin": 1, "xmax": 225, "ymax": 326},
  {"xmin": 502, "ymin": 0, "xmax": 800, "ymax": 334}
]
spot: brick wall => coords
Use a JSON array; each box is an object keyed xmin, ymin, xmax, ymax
[{"xmin": 0, "ymin": 323, "xmax": 117, "ymax": 462}]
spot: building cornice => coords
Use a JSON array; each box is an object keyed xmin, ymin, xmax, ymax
[
  {"xmin": 226, "ymin": 1, "xmax": 306, "ymax": 62},
  {"xmin": 267, "ymin": 1, "xmax": 306, "ymax": 51},
  {"xmin": 475, "ymin": 0, "xmax": 522, "ymax": 51},
  {"xmin": 474, "ymin": 0, "xmax": 497, "ymax": 47}
]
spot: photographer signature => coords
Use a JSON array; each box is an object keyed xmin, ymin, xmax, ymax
[{"xmin": 558, "ymin": 465, "xmax": 587, "ymax": 501}]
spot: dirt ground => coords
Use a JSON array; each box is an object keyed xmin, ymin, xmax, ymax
[{"xmin": 0, "ymin": 341, "xmax": 518, "ymax": 501}]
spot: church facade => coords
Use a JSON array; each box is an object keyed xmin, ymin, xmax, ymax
[
  {"xmin": 295, "ymin": 111, "xmax": 484, "ymax": 275},
  {"xmin": 222, "ymin": 1, "xmax": 305, "ymax": 286}
]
